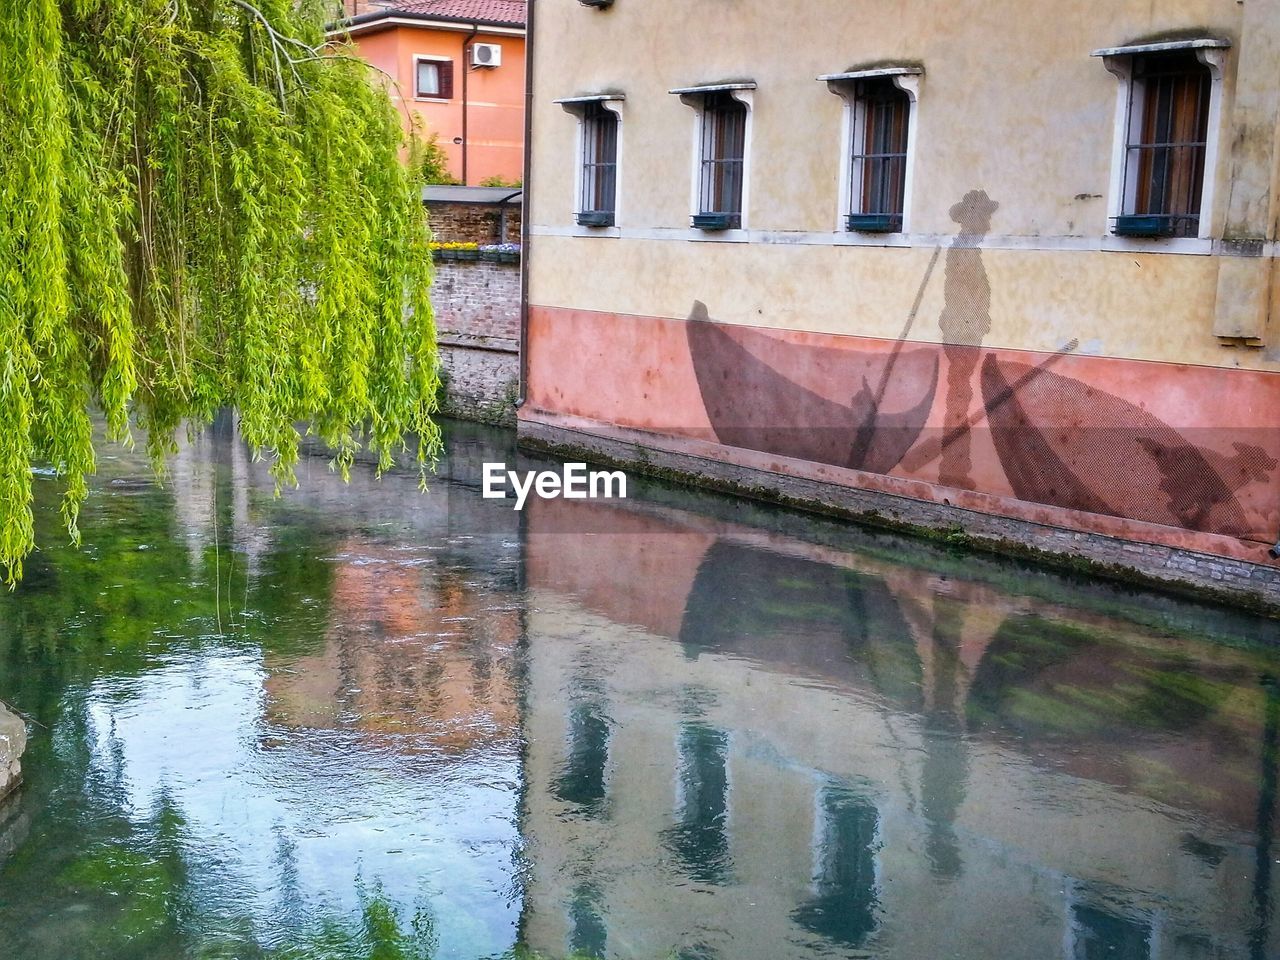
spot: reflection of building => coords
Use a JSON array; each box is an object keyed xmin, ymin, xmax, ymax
[
  {"xmin": 263, "ymin": 543, "xmax": 521, "ymax": 753},
  {"xmin": 520, "ymin": 0, "xmax": 1280, "ymax": 605},
  {"xmin": 332, "ymin": 1, "xmax": 526, "ymax": 185},
  {"xmin": 167, "ymin": 418, "xmax": 527, "ymax": 754},
  {"xmin": 521, "ymin": 494, "xmax": 1280, "ymax": 960}
]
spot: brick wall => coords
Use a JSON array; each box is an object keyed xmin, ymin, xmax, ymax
[
  {"xmin": 432, "ymin": 258, "xmax": 520, "ymax": 342},
  {"xmin": 438, "ymin": 344, "xmax": 519, "ymax": 424},
  {"xmin": 427, "ymin": 201, "xmax": 522, "ymax": 245},
  {"xmin": 431, "ymin": 258, "xmax": 520, "ymax": 424}
]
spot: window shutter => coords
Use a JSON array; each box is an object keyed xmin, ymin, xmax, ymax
[{"xmin": 439, "ymin": 60, "xmax": 454, "ymax": 99}]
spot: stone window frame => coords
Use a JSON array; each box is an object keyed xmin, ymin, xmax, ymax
[
  {"xmin": 670, "ymin": 82, "xmax": 756, "ymax": 238},
  {"xmin": 1093, "ymin": 37, "xmax": 1230, "ymax": 242},
  {"xmin": 820, "ymin": 66, "xmax": 923, "ymax": 237},
  {"xmin": 555, "ymin": 93, "xmax": 626, "ymax": 235}
]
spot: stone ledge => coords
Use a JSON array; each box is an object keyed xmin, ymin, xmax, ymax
[{"xmin": 437, "ymin": 333, "xmax": 520, "ymax": 354}]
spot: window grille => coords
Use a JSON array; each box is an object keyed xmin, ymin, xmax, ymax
[
  {"xmin": 1122, "ymin": 53, "xmax": 1210, "ymax": 237},
  {"xmin": 850, "ymin": 78, "xmax": 909, "ymax": 232},
  {"xmin": 579, "ymin": 102, "xmax": 618, "ymax": 223},
  {"xmin": 698, "ymin": 92, "xmax": 747, "ymax": 227}
]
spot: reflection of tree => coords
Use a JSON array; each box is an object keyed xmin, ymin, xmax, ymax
[
  {"xmin": 0, "ymin": 460, "xmax": 432, "ymax": 959},
  {"xmin": 0, "ymin": 461, "xmax": 338, "ymax": 722},
  {"xmin": 791, "ymin": 782, "xmax": 879, "ymax": 948},
  {"xmin": 7, "ymin": 772, "xmax": 438, "ymax": 960}
]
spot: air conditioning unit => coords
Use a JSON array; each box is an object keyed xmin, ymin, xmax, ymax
[{"xmin": 471, "ymin": 43, "xmax": 502, "ymax": 68}]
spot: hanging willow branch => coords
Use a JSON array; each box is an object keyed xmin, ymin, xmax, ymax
[{"xmin": 0, "ymin": 0, "xmax": 442, "ymax": 581}]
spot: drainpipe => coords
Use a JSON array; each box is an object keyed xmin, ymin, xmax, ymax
[
  {"xmin": 497, "ymin": 188, "xmax": 522, "ymax": 243},
  {"xmin": 460, "ymin": 23, "xmax": 479, "ymax": 184},
  {"xmin": 516, "ymin": 0, "xmax": 534, "ymax": 409}
]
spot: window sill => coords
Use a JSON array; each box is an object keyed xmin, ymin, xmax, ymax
[
  {"xmin": 1110, "ymin": 214, "xmax": 1191, "ymax": 239},
  {"xmin": 691, "ymin": 213, "xmax": 741, "ymax": 231},
  {"xmin": 569, "ymin": 224, "xmax": 622, "ymax": 239},
  {"xmin": 846, "ymin": 213, "xmax": 903, "ymax": 234},
  {"xmin": 1100, "ymin": 234, "xmax": 1212, "ymax": 255},
  {"xmin": 529, "ymin": 224, "xmax": 1226, "ymax": 255},
  {"xmin": 413, "ymin": 97, "xmax": 452, "ymax": 103}
]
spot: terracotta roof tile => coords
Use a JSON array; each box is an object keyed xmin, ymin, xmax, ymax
[{"xmin": 391, "ymin": 0, "xmax": 526, "ymax": 27}]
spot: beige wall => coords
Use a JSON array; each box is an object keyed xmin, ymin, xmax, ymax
[{"xmin": 528, "ymin": 0, "xmax": 1280, "ymax": 369}]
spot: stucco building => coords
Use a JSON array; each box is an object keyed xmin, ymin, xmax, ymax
[
  {"xmin": 519, "ymin": 0, "xmax": 1280, "ymax": 605},
  {"xmin": 333, "ymin": 0, "xmax": 526, "ymax": 185}
]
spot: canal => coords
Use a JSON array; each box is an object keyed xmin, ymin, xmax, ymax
[{"xmin": 0, "ymin": 420, "xmax": 1277, "ymax": 960}]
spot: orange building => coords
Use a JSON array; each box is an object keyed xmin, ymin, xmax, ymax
[{"xmin": 333, "ymin": 1, "xmax": 526, "ymax": 186}]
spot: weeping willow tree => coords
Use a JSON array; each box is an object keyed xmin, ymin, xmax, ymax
[{"xmin": 0, "ymin": 0, "xmax": 441, "ymax": 581}]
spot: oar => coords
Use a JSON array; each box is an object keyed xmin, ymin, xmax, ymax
[
  {"xmin": 850, "ymin": 246, "xmax": 942, "ymax": 461},
  {"xmin": 900, "ymin": 338, "xmax": 1080, "ymax": 473}
]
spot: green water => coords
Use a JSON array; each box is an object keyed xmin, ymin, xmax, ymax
[{"xmin": 0, "ymin": 419, "xmax": 1276, "ymax": 960}]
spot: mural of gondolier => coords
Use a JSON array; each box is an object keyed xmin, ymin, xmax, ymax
[
  {"xmin": 937, "ymin": 189, "xmax": 998, "ymax": 490},
  {"xmin": 682, "ymin": 184, "xmax": 1276, "ymax": 548}
]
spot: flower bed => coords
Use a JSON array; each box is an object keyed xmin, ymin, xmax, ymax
[{"xmin": 430, "ymin": 242, "xmax": 520, "ymax": 264}]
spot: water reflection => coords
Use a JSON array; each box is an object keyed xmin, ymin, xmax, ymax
[
  {"xmin": 0, "ymin": 420, "xmax": 1276, "ymax": 960},
  {"xmin": 0, "ymin": 422, "xmax": 525, "ymax": 960},
  {"xmin": 791, "ymin": 781, "xmax": 879, "ymax": 948},
  {"xmin": 552, "ymin": 683, "xmax": 610, "ymax": 813},
  {"xmin": 523, "ymin": 488, "xmax": 1280, "ymax": 960},
  {"xmin": 662, "ymin": 721, "xmax": 732, "ymax": 886},
  {"xmin": 567, "ymin": 878, "xmax": 608, "ymax": 959},
  {"xmin": 920, "ymin": 596, "xmax": 969, "ymax": 881},
  {"xmin": 1070, "ymin": 902, "xmax": 1151, "ymax": 960}
]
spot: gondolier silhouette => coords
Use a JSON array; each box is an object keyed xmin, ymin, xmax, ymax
[{"xmin": 938, "ymin": 189, "xmax": 998, "ymax": 489}]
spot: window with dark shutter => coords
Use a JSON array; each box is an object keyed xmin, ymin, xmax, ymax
[
  {"xmin": 416, "ymin": 59, "xmax": 453, "ymax": 99},
  {"xmin": 1121, "ymin": 52, "xmax": 1211, "ymax": 237}
]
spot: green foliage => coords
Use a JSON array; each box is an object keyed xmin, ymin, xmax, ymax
[
  {"xmin": 478, "ymin": 175, "xmax": 522, "ymax": 188},
  {"xmin": 417, "ymin": 133, "xmax": 459, "ymax": 185},
  {"xmin": 60, "ymin": 842, "xmax": 181, "ymax": 948},
  {"xmin": 264, "ymin": 883, "xmax": 439, "ymax": 960},
  {"xmin": 0, "ymin": 0, "xmax": 442, "ymax": 581}
]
